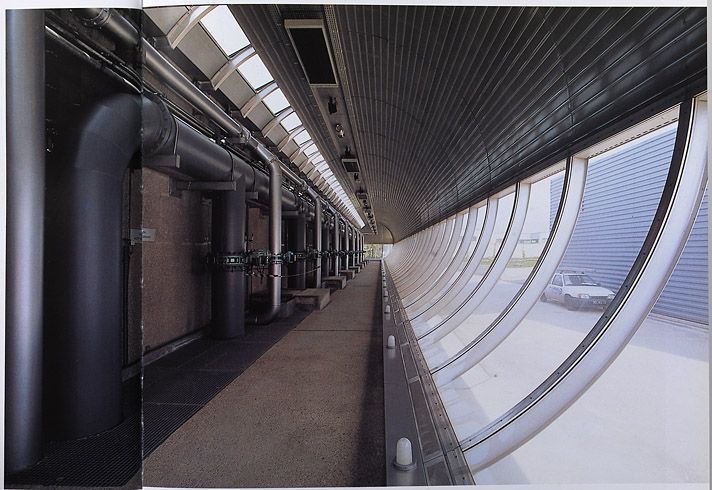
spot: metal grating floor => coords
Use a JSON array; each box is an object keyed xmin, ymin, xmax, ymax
[
  {"xmin": 5, "ymin": 378, "xmax": 142, "ymax": 488},
  {"xmin": 5, "ymin": 311, "xmax": 310, "ymax": 488}
]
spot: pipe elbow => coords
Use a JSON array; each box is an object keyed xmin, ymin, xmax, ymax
[{"xmin": 71, "ymin": 93, "xmax": 141, "ymax": 180}]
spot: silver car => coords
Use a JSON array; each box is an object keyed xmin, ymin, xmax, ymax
[{"xmin": 541, "ymin": 271, "xmax": 615, "ymax": 310}]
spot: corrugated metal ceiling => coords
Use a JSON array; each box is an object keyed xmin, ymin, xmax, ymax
[{"xmin": 233, "ymin": 5, "xmax": 706, "ymax": 242}]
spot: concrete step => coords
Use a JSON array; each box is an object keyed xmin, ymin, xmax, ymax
[
  {"xmin": 283, "ymin": 288, "xmax": 331, "ymax": 311},
  {"xmin": 322, "ymin": 276, "xmax": 347, "ymax": 289}
]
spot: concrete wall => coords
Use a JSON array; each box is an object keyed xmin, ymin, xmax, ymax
[
  {"xmin": 124, "ymin": 169, "xmax": 143, "ymax": 365},
  {"xmin": 140, "ymin": 169, "xmax": 212, "ymax": 353}
]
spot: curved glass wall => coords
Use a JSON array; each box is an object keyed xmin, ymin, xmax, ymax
[
  {"xmin": 444, "ymin": 125, "xmax": 675, "ymax": 433},
  {"xmin": 440, "ymin": 123, "xmax": 709, "ymax": 484},
  {"xmin": 418, "ymin": 191, "xmax": 515, "ymax": 367},
  {"xmin": 425, "ymin": 171, "xmax": 565, "ymax": 372},
  {"xmin": 472, "ymin": 186, "xmax": 709, "ymax": 484},
  {"xmin": 386, "ymin": 118, "xmax": 708, "ymax": 484},
  {"xmin": 406, "ymin": 204, "xmax": 488, "ymax": 319}
]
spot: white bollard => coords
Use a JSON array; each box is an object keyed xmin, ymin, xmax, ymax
[
  {"xmin": 387, "ymin": 335, "xmax": 396, "ymax": 349},
  {"xmin": 393, "ymin": 437, "xmax": 416, "ymax": 470}
]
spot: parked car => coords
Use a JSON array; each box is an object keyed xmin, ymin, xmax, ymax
[{"xmin": 540, "ymin": 271, "xmax": 615, "ymax": 310}]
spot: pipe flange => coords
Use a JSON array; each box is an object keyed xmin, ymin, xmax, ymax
[
  {"xmin": 142, "ymin": 95, "xmax": 177, "ymax": 156},
  {"xmin": 77, "ymin": 8, "xmax": 111, "ymax": 28}
]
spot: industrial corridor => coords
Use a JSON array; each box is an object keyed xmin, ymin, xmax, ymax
[
  {"xmin": 143, "ymin": 263, "xmax": 384, "ymax": 488},
  {"xmin": 3, "ymin": 4, "xmax": 708, "ymax": 489}
]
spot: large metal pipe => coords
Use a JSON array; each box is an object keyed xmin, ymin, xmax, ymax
[
  {"xmin": 143, "ymin": 100, "xmax": 310, "ymax": 215},
  {"xmin": 211, "ymin": 177, "xmax": 247, "ymax": 338},
  {"xmin": 40, "ymin": 91, "xmax": 302, "ymax": 442},
  {"xmin": 266, "ymin": 158, "xmax": 283, "ymax": 317},
  {"xmin": 5, "ymin": 9, "xmax": 45, "ymax": 473},
  {"xmin": 79, "ymin": 8, "xmax": 309, "ymax": 201},
  {"xmin": 319, "ymin": 207, "xmax": 334, "ymax": 287},
  {"xmin": 307, "ymin": 189, "xmax": 322, "ymax": 288},
  {"xmin": 333, "ymin": 211, "xmax": 341, "ymax": 275},
  {"xmin": 287, "ymin": 213, "xmax": 307, "ymax": 290},
  {"xmin": 44, "ymin": 93, "xmax": 141, "ymax": 440},
  {"xmin": 359, "ymin": 233, "xmax": 363, "ymax": 264},
  {"xmin": 348, "ymin": 224, "xmax": 353, "ymax": 268}
]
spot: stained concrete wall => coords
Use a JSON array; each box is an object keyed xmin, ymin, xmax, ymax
[
  {"xmin": 140, "ymin": 168, "xmax": 212, "ymax": 353},
  {"xmin": 124, "ymin": 168, "xmax": 143, "ymax": 365}
]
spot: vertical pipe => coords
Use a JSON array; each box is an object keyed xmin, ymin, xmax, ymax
[
  {"xmin": 5, "ymin": 9, "xmax": 45, "ymax": 473},
  {"xmin": 360, "ymin": 233, "xmax": 364, "ymax": 264},
  {"xmin": 269, "ymin": 160, "xmax": 283, "ymax": 310},
  {"xmin": 357, "ymin": 232, "xmax": 361, "ymax": 265},
  {"xmin": 44, "ymin": 95, "xmax": 141, "ymax": 440},
  {"xmin": 211, "ymin": 177, "xmax": 246, "ymax": 338},
  {"xmin": 287, "ymin": 213, "xmax": 306, "ymax": 290},
  {"xmin": 311, "ymin": 195, "xmax": 322, "ymax": 288},
  {"xmin": 321, "ymin": 215, "xmax": 329, "ymax": 281},
  {"xmin": 345, "ymin": 224, "xmax": 351, "ymax": 269},
  {"xmin": 334, "ymin": 215, "xmax": 341, "ymax": 275}
]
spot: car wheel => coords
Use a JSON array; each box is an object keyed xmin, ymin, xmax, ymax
[
  {"xmin": 564, "ymin": 295, "xmax": 579, "ymax": 311},
  {"xmin": 540, "ymin": 292, "xmax": 547, "ymax": 302}
]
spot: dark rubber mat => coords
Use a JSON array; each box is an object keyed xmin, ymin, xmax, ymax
[{"xmin": 6, "ymin": 311, "xmax": 309, "ymax": 488}]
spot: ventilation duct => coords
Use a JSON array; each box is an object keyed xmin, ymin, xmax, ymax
[{"xmin": 284, "ymin": 19, "xmax": 338, "ymax": 86}]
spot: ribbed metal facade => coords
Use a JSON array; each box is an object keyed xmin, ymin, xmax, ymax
[
  {"xmin": 233, "ymin": 6, "xmax": 706, "ymax": 242},
  {"xmin": 551, "ymin": 127, "xmax": 708, "ymax": 325}
]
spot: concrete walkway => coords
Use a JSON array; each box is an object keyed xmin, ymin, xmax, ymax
[{"xmin": 143, "ymin": 263, "xmax": 384, "ymax": 488}]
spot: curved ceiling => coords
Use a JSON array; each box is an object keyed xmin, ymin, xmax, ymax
[{"xmin": 233, "ymin": 5, "xmax": 706, "ymax": 242}]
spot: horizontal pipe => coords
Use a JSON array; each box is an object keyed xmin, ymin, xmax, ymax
[
  {"xmin": 78, "ymin": 8, "xmax": 340, "ymax": 224},
  {"xmin": 143, "ymin": 96, "xmax": 313, "ymax": 216}
]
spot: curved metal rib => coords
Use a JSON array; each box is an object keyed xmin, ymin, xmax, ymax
[
  {"xmin": 410, "ymin": 198, "xmax": 498, "ymax": 328},
  {"xmin": 406, "ymin": 203, "xmax": 484, "ymax": 316},
  {"xmin": 458, "ymin": 96, "xmax": 707, "ymax": 472},
  {"xmin": 417, "ymin": 184, "xmax": 531, "ymax": 343},
  {"xmin": 210, "ymin": 46, "xmax": 256, "ymax": 91},
  {"xmin": 400, "ymin": 217, "xmax": 455, "ymax": 296},
  {"xmin": 405, "ymin": 205, "xmax": 480, "ymax": 311},
  {"xmin": 387, "ymin": 233, "xmax": 418, "ymax": 276},
  {"xmin": 393, "ymin": 225, "xmax": 438, "ymax": 282},
  {"xmin": 395, "ymin": 225, "xmax": 439, "ymax": 281},
  {"xmin": 394, "ymin": 223, "xmax": 441, "ymax": 285},
  {"xmin": 403, "ymin": 212, "xmax": 465, "ymax": 303},
  {"xmin": 166, "ymin": 5, "xmax": 216, "ymax": 49},
  {"xmin": 432, "ymin": 158, "xmax": 587, "ymax": 384}
]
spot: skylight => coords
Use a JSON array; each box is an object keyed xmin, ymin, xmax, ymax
[
  {"xmin": 303, "ymin": 143, "xmax": 318, "ymax": 156},
  {"xmin": 281, "ymin": 113, "xmax": 302, "ymax": 132},
  {"xmin": 199, "ymin": 5, "xmax": 249, "ymax": 57},
  {"xmin": 238, "ymin": 55, "xmax": 273, "ymax": 90},
  {"xmin": 263, "ymin": 89, "xmax": 290, "ymax": 114},
  {"xmin": 294, "ymin": 130, "xmax": 311, "ymax": 145},
  {"xmin": 194, "ymin": 7, "xmax": 363, "ymax": 228}
]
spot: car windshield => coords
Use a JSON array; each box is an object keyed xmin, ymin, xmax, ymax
[{"xmin": 563, "ymin": 274, "xmax": 599, "ymax": 286}]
